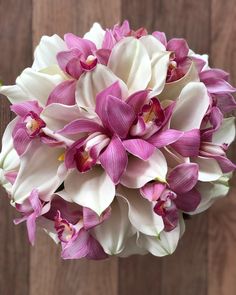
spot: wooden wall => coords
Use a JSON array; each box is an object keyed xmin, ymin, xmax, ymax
[{"xmin": 0, "ymin": 0, "xmax": 235, "ymax": 294}]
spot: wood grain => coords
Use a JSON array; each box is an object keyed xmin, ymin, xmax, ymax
[
  {"xmin": 30, "ymin": 1, "xmax": 120, "ymax": 294},
  {"xmin": 0, "ymin": 0, "xmax": 32, "ymax": 295},
  {"xmin": 208, "ymin": 1, "xmax": 236, "ymax": 294},
  {"xmin": 121, "ymin": 0, "xmax": 211, "ymax": 53},
  {"xmin": 120, "ymin": 1, "xmax": 211, "ymax": 294},
  {"xmin": 32, "ymin": 0, "xmax": 121, "ymax": 46}
]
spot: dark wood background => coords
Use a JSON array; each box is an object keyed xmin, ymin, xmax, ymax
[{"xmin": 0, "ymin": 0, "xmax": 235, "ymax": 294}]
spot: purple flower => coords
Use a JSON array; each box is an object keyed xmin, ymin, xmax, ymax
[
  {"xmin": 141, "ymin": 163, "xmax": 201, "ymax": 231},
  {"xmin": 14, "ymin": 189, "xmax": 50, "ymax": 245}
]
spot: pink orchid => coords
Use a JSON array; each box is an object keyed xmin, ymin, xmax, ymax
[
  {"xmin": 44, "ymin": 197, "xmax": 109, "ymax": 259},
  {"xmin": 59, "ymin": 82, "xmax": 184, "ymax": 184},
  {"xmin": 141, "ymin": 163, "xmax": 201, "ymax": 231},
  {"xmin": 199, "ymin": 68, "xmax": 236, "ymax": 114},
  {"xmin": 11, "ymin": 101, "xmax": 46, "ymax": 155},
  {"xmin": 14, "ymin": 189, "xmax": 50, "ymax": 245},
  {"xmin": 153, "ymin": 31, "xmax": 192, "ymax": 83},
  {"xmin": 48, "ymin": 33, "xmax": 111, "ymax": 106},
  {"xmin": 199, "ymin": 106, "xmax": 236, "ymax": 173},
  {"xmin": 102, "ymin": 20, "xmax": 147, "ymax": 50}
]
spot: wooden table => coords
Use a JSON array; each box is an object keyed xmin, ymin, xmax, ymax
[{"xmin": 0, "ymin": 0, "xmax": 235, "ymax": 294}]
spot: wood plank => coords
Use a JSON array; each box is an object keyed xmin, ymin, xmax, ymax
[
  {"xmin": 119, "ymin": 255, "xmax": 162, "ymax": 295},
  {"xmin": 0, "ymin": 0, "xmax": 32, "ymax": 294},
  {"xmin": 31, "ymin": 1, "xmax": 120, "ymax": 294},
  {"xmin": 122, "ymin": 0, "xmax": 210, "ymax": 53},
  {"xmin": 32, "ymin": 0, "xmax": 121, "ymax": 46},
  {"xmin": 208, "ymin": 0, "xmax": 236, "ymax": 294},
  {"xmin": 120, "ymin": 1, "xmax": 211, "ymax": 294}
]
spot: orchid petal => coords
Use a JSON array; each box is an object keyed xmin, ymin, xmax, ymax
[
  {"xmin": 212, "ymin": 155, "xmax": 236, "ymax": 173},
  {"xmin": 26, "ymin": 213, "xmax": 37, "ymax": 245},
  {"xmin": 83, "ymin": 207, "xmax": 111, "ymax": 230},
  {"xmin": 148, "ymin": 129, "xmax": 183, "ymax": 148},
  {"xmin": 96, "ymin": 80, "xmax": 123, "ymax": 101},
  {"xmin": 140, "ymin": 182, "xmax": 166, "ymax": 202},
  {"xmin": 58, "ymin": 118, "xmax": 103, "ymax": 135},
  {"xmin": 96, "ymin": 93, "xmax": 135, "ymax": 138},
  {"xmin": 56, "ymin": 48, "xmax": 82, "ymax": 76},
  {"xmin": 47, "ymin": 80, "xmax": 76, "ymax": 105},
  {"xmin": 99, "ymin": 136, "xmax": 128, "ymax": 184},
  {"xmin": 123, "ymin": 139, "xmax": 155, "ymax": 160},
  {"xmin": 175, "ymin": 188, "xmax": 201, "ymax": 212},
  {"xmin": 62, "ymin": 229, "xmax": 107, "ymax": 260},
  {"xmin": 126, "ymin": 90, "xmax": 149, "ymax": 114},
  {"xmin": 152, "ymin": 31, "xmax": 167, "ymax": 46},
  {"xmin": 171, "ymin": 129, "xmax": 200, "ymax": 157},
  {"xmin": 121, "ymin": 149, "xmax": 167, "ymax": 188},
  {"xmin": 95, "ymin": 49, "xmax": 111, "ymax": 65},
  {"xmin": 216, "ymin": 93, "xmax": 236, "ymax": 113},
  {"xmin": 108, "ymin": 37, "xmax": 151, "ymax": 93},
  {"xmin": 13, "ymin": 128, "xmax": 31, "ymax": 156},
  {"xmin": 167, "ymin": 38, "xmax": 189, "ymax": 61},
  {"xmin": 203, "ymin": 78, "xmax": 236, "ymax": 94},
  {"xmin": 168, "ymin": 163, "xmax": 199, "ymax": 194},
  {"xmin": 63, "ymin": 167, "xmax": 115, "ymax": 215},
  {"xmin": 11, "ymin": 100, "xmax": 42, "ymax": 117},
  {"xmin": 64, "ymin": 33, "xmax": 96, "ymax": 54},
  {"xmin": 171, "ymin": 82, "xmax": 210, "ymax": 131}
]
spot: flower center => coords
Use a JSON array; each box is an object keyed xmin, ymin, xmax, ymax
[
  {"xmin": 24, "ymin": 112, "xmax": 46, "ymax": 137},
  {"xmin": 85, "ymin": 55, "xmax": 96, "ymax": 66}
]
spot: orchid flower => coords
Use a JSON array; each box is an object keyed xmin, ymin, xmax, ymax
[
  {"xmin": 200, "ymin": 68, "xmax": 236, "ymax": 114},
  {"xmin": 43, "ymin": 196, "xmax": 109, "ymax": 259},
  {"xmin": 153, "ymin": 32, "xmax": 192, "ymax": 83},
  {"xmin": 141, "ymin": 163, "xmax": 201, "ymax": 231},
  {"xmin": 58, "ymin": 81, "xmax": 184, "ymax": 185},
  {"xmin": 11, "ymin": 100, "xmax": 46, "ymax": 155},
  {"xmin": 48, "ymin": 30, "xmax": 115, "ymax": 106},
  {"xmin": 102, "ymin": 20, "xmax": 148, "ymax": 50},
  {"xmin": 14, "ymin": 189, "xmax": 50, "ymax": 245},
  {"xmin": 198, "ymin": 109, "xmax": 236, "ymax": 173}
]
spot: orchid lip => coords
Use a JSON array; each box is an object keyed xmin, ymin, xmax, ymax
[{"xmin": 23, "ymin": 111, "xmax": 46, "ymax": 137}]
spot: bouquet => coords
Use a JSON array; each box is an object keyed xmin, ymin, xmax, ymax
[{"xmin": 0, "ymin": 21, "xmax": 235, "ymax": 260}]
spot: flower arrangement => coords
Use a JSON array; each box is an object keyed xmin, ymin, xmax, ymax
[{"xmin": 0, "ymin": 21, "xmax": 235, "ymax": 260}]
